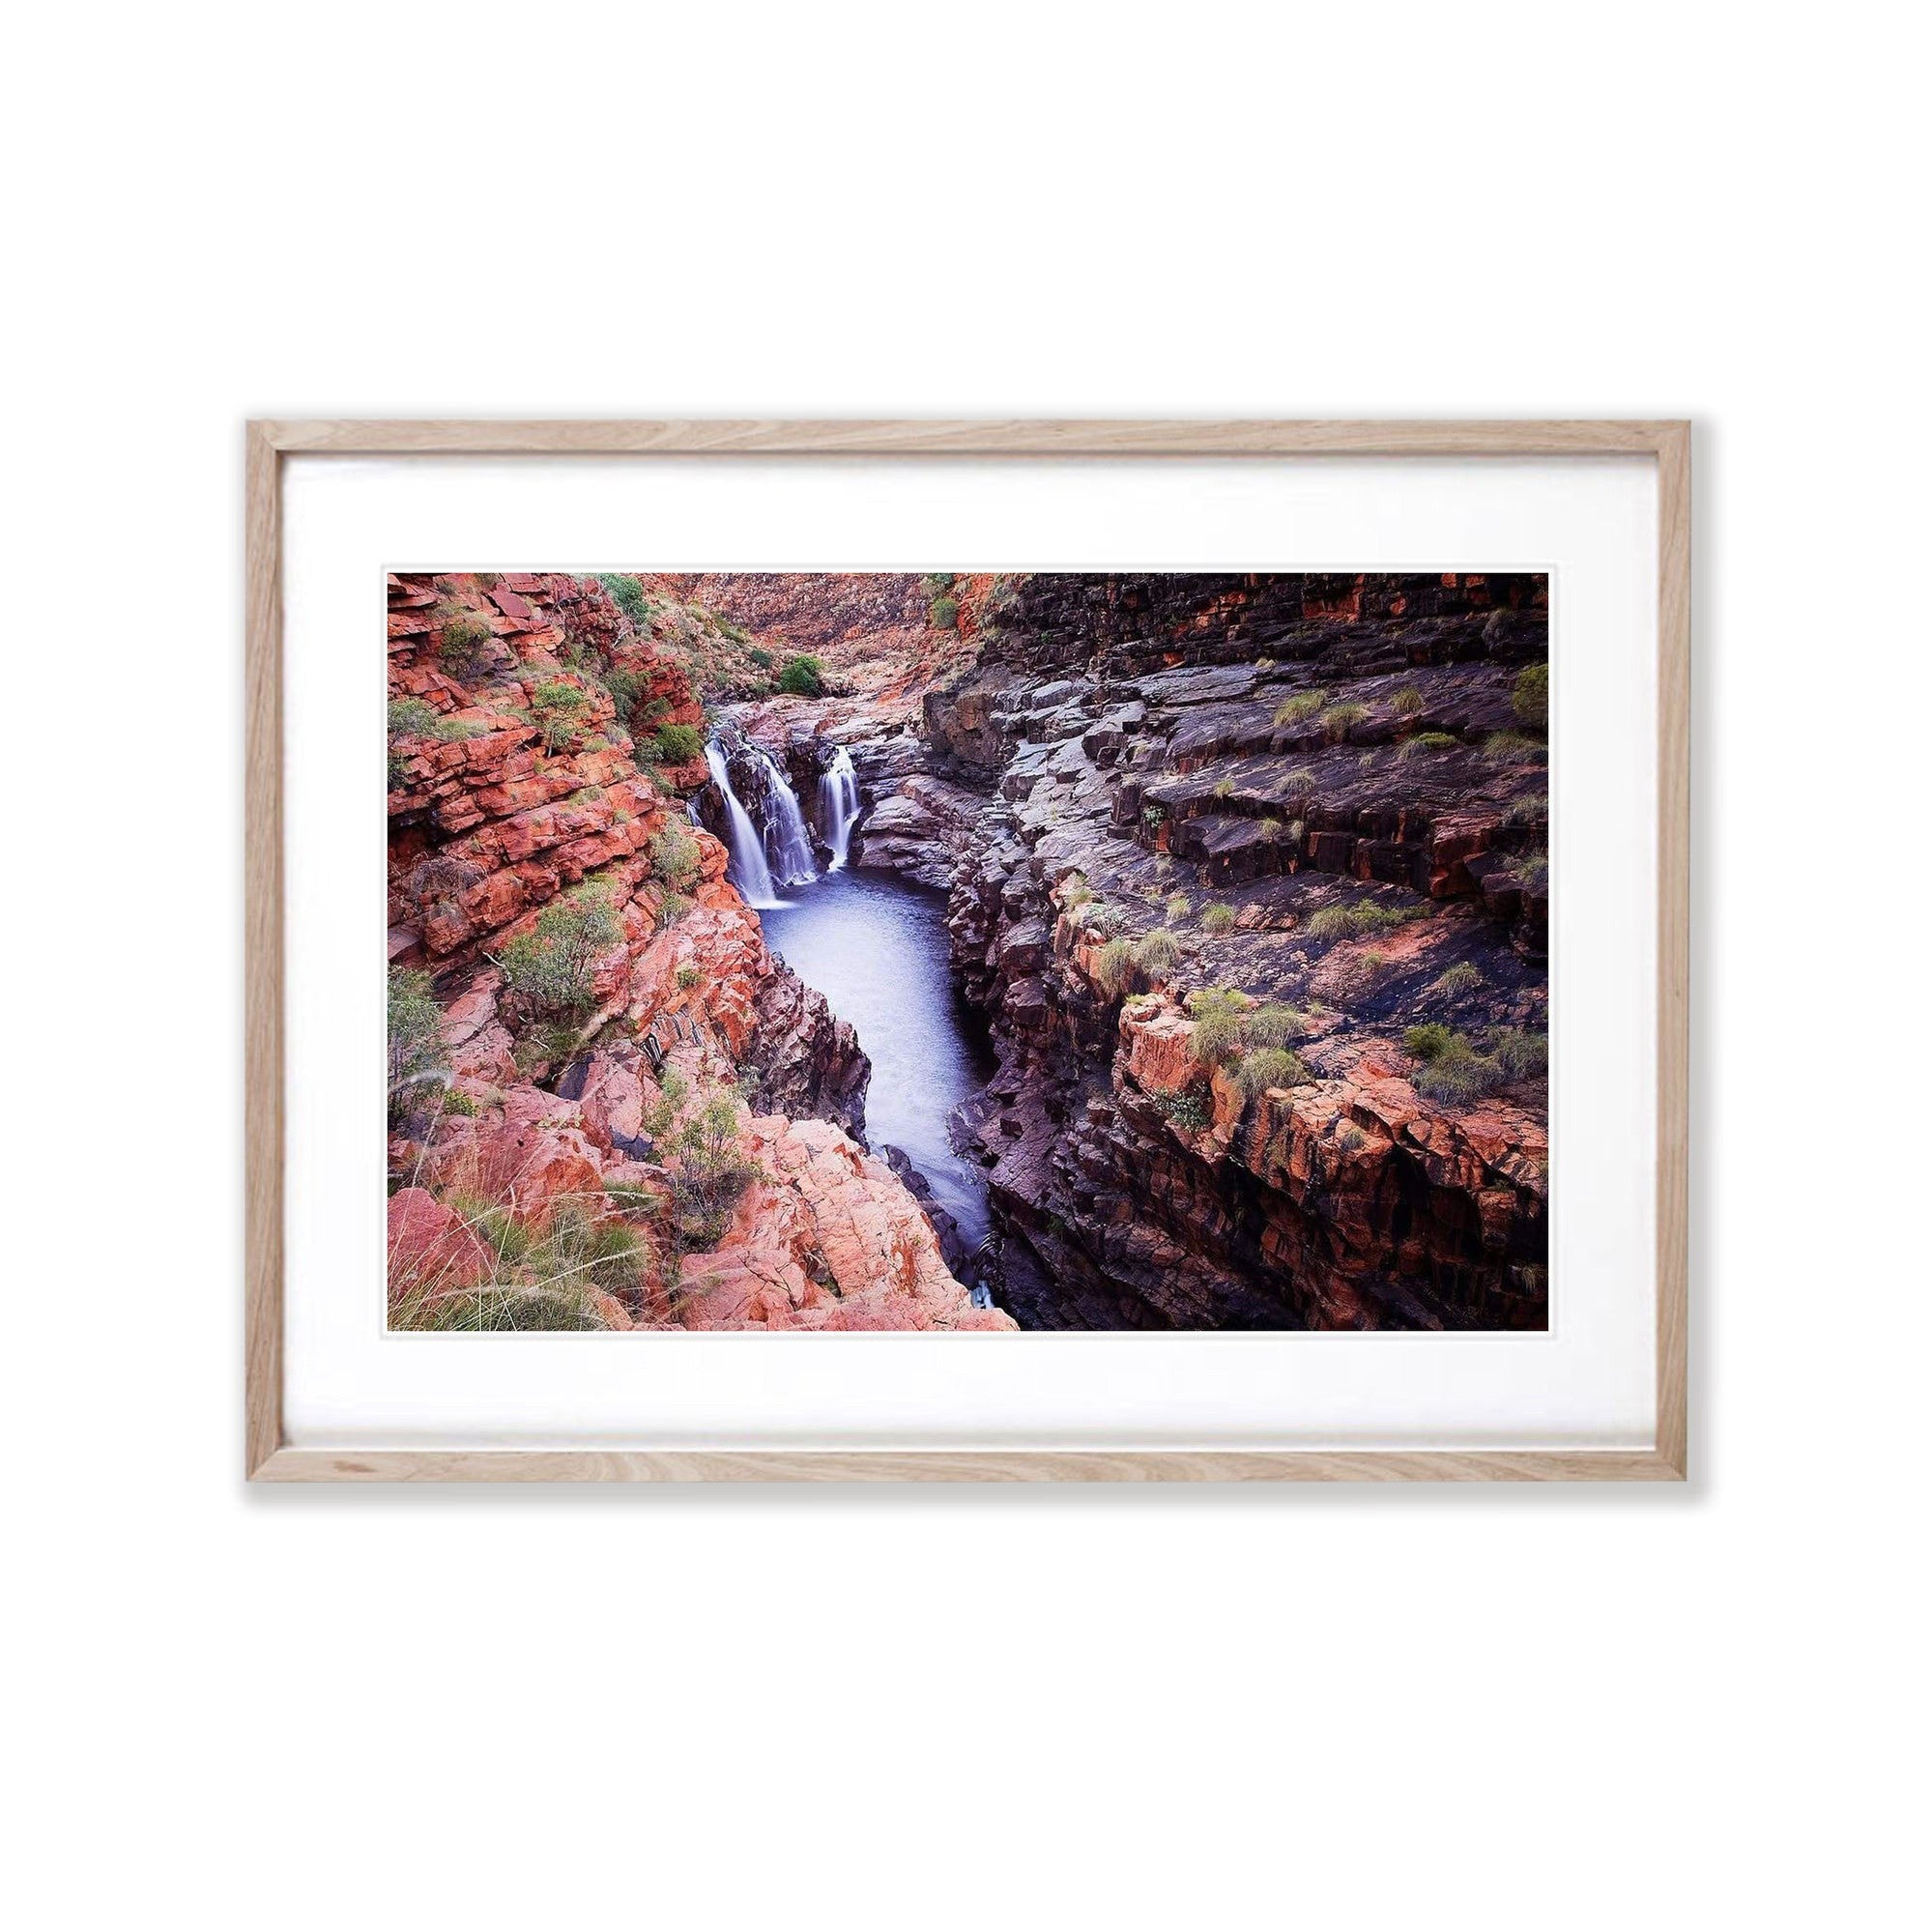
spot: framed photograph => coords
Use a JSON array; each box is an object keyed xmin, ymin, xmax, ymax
[{"xmin": 246, "ymin": 419, "xmax": 1688, "ymax": 1481}]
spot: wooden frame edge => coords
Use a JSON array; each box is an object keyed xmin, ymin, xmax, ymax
[
  {"xmin": 244, "ymin": 418, "xmax": 1690, "ymax": 1485},
  {"xmin": 245, "ymin": 423, "xmax": 284, "ymax": 1478},
  {"xmin": 252, "ymin": 1447, "xmax": 1685, "ymax": 1484}
]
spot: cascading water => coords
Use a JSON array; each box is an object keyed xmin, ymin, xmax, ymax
[
  {"xmin": 818, "ymin": 745, "xmax": 861, "ymax": 870},
  {"xmin": 748, "ymin": 744, "xmax": 819, "ymax": 886},
  {"xmin": 703, "ymin": 741, "xmax": 780, "ymax": 908}
]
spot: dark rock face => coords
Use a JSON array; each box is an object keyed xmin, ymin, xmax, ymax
[
  {"xmin": 903, "ymin": 571, "xmax": 1552, "ymax": 1331},
  {"xmin": 743, "ymin": 965, "xmax": 871, "ymax": 1140}
]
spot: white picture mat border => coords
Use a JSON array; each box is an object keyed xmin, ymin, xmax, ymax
[{"xmin": 281, "ymin": 452, "xmax": 1657, "ymax": 1450}]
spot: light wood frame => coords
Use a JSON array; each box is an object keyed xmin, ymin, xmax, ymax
[{"xmin": 246, "ymin": 418, "xmax": 1689, "ymax": 1483}]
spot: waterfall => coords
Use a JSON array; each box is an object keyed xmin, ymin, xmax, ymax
[
  {"xmin": 703, "ymin": 741, "xmax": 780, "ymax": 908},
  {"xmin": 748, "ymin": 744, "xmax": 819, "ymax": 886},
  {"xmin": 818, "ymin": 745, "xmax": 860, "ymax": 870}
]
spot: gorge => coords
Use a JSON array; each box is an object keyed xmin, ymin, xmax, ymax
[{"xmin": 388, "ymin": 566, "xmax": 1550, "ymax": 1332}]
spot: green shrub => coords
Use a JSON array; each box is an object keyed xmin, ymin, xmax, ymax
[
  {"xmin": 388, "ymin": 697, "xmax": 441, "ymax": 737},
  {"xmin": 1153, "ymin": 1090, "xmax": 1210, "ymax": 1131},
  {"xmin": 649, "ymin": 822, "xmax": 701, "ymax": 888},
  {"xmin": 387, "ymin": 966, "xmax": 448, "ymax": 1125},
  {"xmin": 1243, "ymin": 1002, "xmax": 1305, "ymax": 1049},
  {"xmin": 654, "ymin": 889, "xmax": 692, "ymax": 930},
  {"xmin": 675, "ymin": 962, "xmax": 703, "ymax": 991},
  {"xmin": 436, "ymin": 608, "xmax": 497, "ymax": 678},
  {"xmin": 597, "ymin": 573, "xmax": 649, "ymax": 624},
  {"xmin": 1513, "ymin": 662, "xmax": 1549, "ymax": 730},
  {"xmin": 652, "ymin": 722, "xmax": 705, "ymax": 764},
  {"xmin": 670, "ymin": 1093, "xmax": 761, "ymax": 1248},
  {"xmin": 1201, "ymin": 902, "xmax": 1236, "ymax": 935},
  {"xmin": 1393, "ymin": 685, "xmax": 1426, "ymax": 717},
  {"xmin": 530, "ymin": 679, "xmax": 591, "ymax": 754},
  {"xmin": 497, "ymin": 880, "xmax": 621, "ymax": 1018},
  {"xmin": 1234, "ymin": 1048, "xmax": 1309, "ymax": 1097},
  {"xmin": 929, "ymin": 594, "xmax": 960, "ymax": 630},
  {"xmin": 1396, "ymin": 731, "xmax": 1458, "ymax": 763},
  {"xmin": 747, "ymin": 646, "xmax": 774, "ymax": 669},
  {"xmin": 1318, "ymin": 701, "xmax": 1370, "ymax": 742},
  {"xmin": 777, "ymin": 654, "xmax": 826, "ymax": 697},
  {"xmin": 1432, "ymin": 962, "xmax": 1485, "ymax": 996},
  {"xmin": 1403, "ymin": 1023, "xmax": 1455, "ymax": 1062},
  {"xmin": 920, "ymin": 572, "xmax": 957, "ymax": 595},
  {"xmin": 1140, "ymin": 804, "xmax": 1166, "ymax": 829},
  {"xmin": 1273, "ymin": 690, "xmax": 1327, "ymax": 727}
]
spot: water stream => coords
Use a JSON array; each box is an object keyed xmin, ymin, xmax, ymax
[
  {"xmin": 700, "ymin": 735, "xmax": 996, "ymax": 1294},
  {"xmin": 759, "ymin": 869, "xmax": 995, "ymax": 1262}
]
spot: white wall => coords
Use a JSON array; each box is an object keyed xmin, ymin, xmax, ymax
[{"xmin": 8, "ymin": 6, "xmax": 1924, "ymax": 1929}]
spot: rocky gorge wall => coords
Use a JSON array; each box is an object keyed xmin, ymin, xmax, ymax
[
  {"xmin": 737, "ymin": 570, "xmax": 1552, "ymax": 1331},
  {"xmin": 385, "ymin": 571, "xmax": 1011, "ymax": 1332}
]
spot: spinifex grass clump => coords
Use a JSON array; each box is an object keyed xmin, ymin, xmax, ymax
[
  {"xmin": 1274, "ymin": 689, "xmax": 1327, "ymax": 727},
  {"xmin": 1201, "ymin": 903, "xmax": 1236, "ymax": 935},
  {"xmin": 1406, "ymin": 1025, "xmax": 1548, "ymax": 1105},
  {"xmin": 1233, "ymin": 1047, "xmax": 1310, "ymax": 1098},
  {"xmin": 1318, "ymin": 701, "xmax": 1370, "ymax": 742},
  {"xmin": 1393, "ymin": 685, "xmax": 1426, "ymax": 717},
  {"xmin": 1306, "ymin": 900, "xmax": 1410, "ymax": 942}
]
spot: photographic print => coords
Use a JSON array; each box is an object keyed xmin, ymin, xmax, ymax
[{"xmin": 388, "ymin": 569, "xmax": 1549, "ymax": 1333}]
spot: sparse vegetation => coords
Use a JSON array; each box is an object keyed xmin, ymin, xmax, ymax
[
  {"xmin": 1140, "ymin": 804, "xmax": 1167, "ymax": 830},
  {"xmin": 496, "ymin": 879, "xmax": 621, "ymax": 1018},
  {"xmin": 1135, "ymin": 928, "xmax": 1182, "ymax": 975},
  {"xmin": 1152, "ymin": 1090, "xmax": 1210, "ymax": 1131},
  {"xmin": 1431, "ymin": 962, "xmax": 1485, "ymax": 996},
  {"xmin": 1396, "ymin": 731, "xmax": 1458, "ymax": 763},
  {"xmin": 1306, "ymin": 900, "xmax": 1409, "ymax": 942},
  {"xmin": 1257, "ymin": 817, "xmax": 1284, "ymax": 841},
  {"xmin": 649, "ymin": 822, "xmax": 701, "ymax": 888},
  {"xmin": 388, "ymin": 698, "xmax": 441, "ymax": 737},
  {"xmin": 1484, "ymin": 730, "xmax": 1548, "ymax": 764},
  {"xmin": 1273, "ymin": 690, "xmax": 1327, "ymax": 727},
  {"xmin": 654, "ymin": 890, "xmax": 692, "ymax": 929},
  {"xmin": 1318, "ymin": 701, "xmax": 1370, "ymax": 742},
  {"xmin": 675, "ymin": 962, "xmax": 703, "ymax": 991},
  {"xmin": 777, "ymin": 653, "xmax": 827, "ymax": 697},
  {"xmin": 920, "ymin": 572, "xmax": 956, "ymax": 595},
  {"xmin": 597, "ymin": 573, "xmax": 650, "ymax": 625},
  {"xmin": 1235, "ymin": 1048, "xmax": 1309, "ymax": 1097},
  {"xmin": 1094, "ymin": 937, "xmax": 1138, "ymax": 996},
  {"xmin": 929, "ymin": 594, "xmax": 960, "ymax": 630},
  {"xmin": 1393, "ymin": 685, "xmax": 1426, "ymax": 717},
  {"xmin": 1513, "ymin": 662, "xmax": 1549, "ymax": 729},
  {"xmin": 651, "ymin": 721, "xmax": 704, "ymax": 765},
  {"xmin": 1201, "ymin": 902, "xmax": 1236, "ymax": 935},
  {"xmin": 388, "ymin": 966, "xmax": 448, "ymax": 1126},
  {"xmin": 1403, "ymin": 1023, "xmax": 1455, "ymax": 1062},
  {"xmin": 1165, "ymin": 892, "xmax": 1191, "ymax": 924},
  {"xmin": 1213, "ymin": 777, "xmax": 1235, "ymax": 797},
  {"xmin": 669, "ymin": 1092, "xmax": 763, "ymax": 1249},
  {"xmin": 436, "ymin": 607, "xmax": 497, "ymax": 678},
  {"xmin": 530, "ymin": 679, "xmax": 591, "ymax": 753}
]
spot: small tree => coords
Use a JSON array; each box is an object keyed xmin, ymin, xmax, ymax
[
  {"xmin": 530, "ymin": 680, "xmax": 591, "ymax": 754},
  {"xmin": 497, "ymin": 880, "xmax": 621, "ymax": 1018},
  {"xmin": 649, "ymin": 822, "xmax": 701, "ymax": 889},
  {"xmin": 930, "ymin": 594, "xmax": 959, "ymax": 630}
]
